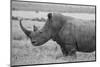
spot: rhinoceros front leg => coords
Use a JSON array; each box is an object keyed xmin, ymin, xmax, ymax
[
  {"xmin": 60, "ymin": 44, "xmax": 77, "ymax": 60},
  {"xmin": 56, "ymin": 43, "xmax": 77, "ymax": 60},
  {"xmin": 61, "ymin": 44, "xmax": 77, "ymax": 56},
  {"xmin": 56, "ymin": 42, "xmax": 77, "ymax": 58}
]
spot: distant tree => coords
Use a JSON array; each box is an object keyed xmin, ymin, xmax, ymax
[
  {"xmin": 12, "ymin": 16, "xmax": 18, "ymax": 20},
  {"xmin": 35, "ymin": 10, "xmax": 39, "ymax": 13}
]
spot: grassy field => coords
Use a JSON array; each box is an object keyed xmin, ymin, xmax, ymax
[
  {"xmin": 11, "ymin": 11, "xmax": 95, "ymax": 66},
  {"xmin": 12, "ymin": 1, "xmax": 95, "ymax": 14}
]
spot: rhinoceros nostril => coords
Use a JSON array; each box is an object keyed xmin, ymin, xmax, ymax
[
  {"xmin": 32, "ymin": 41, "xmax": 36, "ymax": 44},
  {"xmin": 32, "ymin": 40, "xmax": 37, "ymax": 44}
]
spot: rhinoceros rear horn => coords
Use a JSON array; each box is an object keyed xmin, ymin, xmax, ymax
[
  {"xmin": 48, "ymin": 13, "xmax": 52, "ymax": 20},
  {"xmin": 33, "ymin": 25, "xmax": 38, "ymax": 32},
  {"xmin": 19, "ymin": 19, "xmax": 31, "ymax": 37}
]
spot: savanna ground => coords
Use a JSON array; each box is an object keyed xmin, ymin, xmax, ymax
[{"xmin": 11, "ymin": 11, "xmax": 95, "ymax": 66}]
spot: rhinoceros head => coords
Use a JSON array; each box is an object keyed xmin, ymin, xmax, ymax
[{"xmin": 19, "ymin": 13, "xmax": 54, "ymax": 46}]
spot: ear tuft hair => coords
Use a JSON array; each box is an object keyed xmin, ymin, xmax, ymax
[{"xmin": 48, "ymin": 13, "xmax": 52, "ymax": 19}]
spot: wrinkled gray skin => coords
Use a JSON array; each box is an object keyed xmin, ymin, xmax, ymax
[{"xmin": 20, "ymin": 13, "xmax": 96, "ymax": 56}]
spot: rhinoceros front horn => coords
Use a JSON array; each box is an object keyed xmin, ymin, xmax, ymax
[{"xmin": 19, "ymin": 19, "xmax": 32, "ymax": 37}]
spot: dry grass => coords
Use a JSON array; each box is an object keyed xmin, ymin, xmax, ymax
[{"xmin": 11, "ymin": 12, "xmax": 95, "ymax": 66}]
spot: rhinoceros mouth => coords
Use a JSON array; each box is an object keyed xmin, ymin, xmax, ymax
[
  {"xmin": 31, "ymin": 41, "xmax": 43, "ymax": 46},
  {"xmin": 32, "ymin": 39, "xmax": 48, "ymax": 46},
  {"xmin": 32, "ymin": 42, "xmax": 38, "ymax": 46}
]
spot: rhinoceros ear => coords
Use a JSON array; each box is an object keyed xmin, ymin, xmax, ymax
[
  {"xmin": 33, "ymin": 25, "xmax": 38, "ymax": 32},
  {"xmin": 48, "ymin": 13, "xmax": 52, "ymax": 20}
]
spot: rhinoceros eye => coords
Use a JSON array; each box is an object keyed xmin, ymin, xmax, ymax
[{"xmin": 39, "ymin": 31, "xmax": 42, "ymax": 33}]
